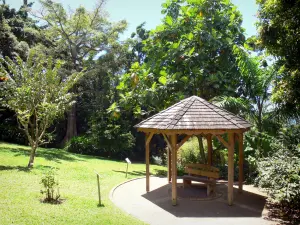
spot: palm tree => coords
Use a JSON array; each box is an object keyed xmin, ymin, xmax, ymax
[{"xmin": 212, "ymin": 45, "xmax": 279, "ymax": 156}]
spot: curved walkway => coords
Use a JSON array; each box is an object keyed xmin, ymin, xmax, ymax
[{"xmin": 110, "ymin": 177, "xmax": 276, "ymax": 225}]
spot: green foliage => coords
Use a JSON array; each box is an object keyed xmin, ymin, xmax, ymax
[
  {"xmin": 40, "ymin": 168, "xmax": 61, "ymax": 203},
  {"xmin": 118, "ymin": 0, "xmax": 246, "ymax": 119},
  {"xmin": 256, "ymin": 147, "xmax": 300, "ymax": 208},
  {"xmin": 65, "ymin": 135, "xmax": 96, "ymax": 155},
  {"xmin": 177, "ymin": 136, "xmax": 243, "ymax": 179},
  {"xmin": 35, "ymin": 0, "xmax": 128, "ymax": 142},
  {"xmin": 90, "ymin": 121, "xmax": 135, "ymax": 159},
  {"xmin": 38, "ymin": 0, "xmax": 127, "ymax": 70},
  {"xmin": 66, "ymin": 115, "xmax": 135, "ymax": 159},
  {"xmin": 176, "ymin": 137, "xmax": 201, "ymax": 176},
  {"xmin": 0, "ymin": 122, "xmax": 27, "ymax": 144},
  {"xmin": 214, "ymin": 45, "xmax": 280, "ymax": 180},
  {"xmin": 256, "ymin": 0, "xmax": 300, "ymax": 116},
  {"xmin": 0, "ymin": 50, "xmax": 83, "ymax": 166},
  {"xmin": 256, "ymin": 125, "xmax": 300, "ymax": 209},
  {"xmin": 0, "ymin": 3, "xmax": 41, "ymax": 59},
  {"xmin": 178, "ymin": 137, "xmax": 201, "ymax": 166}
]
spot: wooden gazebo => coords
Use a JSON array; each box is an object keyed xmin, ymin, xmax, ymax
[{"xmin": 134, "ymin": 96, "xmax": 251, "ymax": 206}]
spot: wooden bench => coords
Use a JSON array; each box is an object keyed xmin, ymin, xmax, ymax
[{"xmin": 183, "ymin": 164, "xmax": 220, "ymax": 196}]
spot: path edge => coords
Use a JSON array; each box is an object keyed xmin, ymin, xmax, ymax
[{"xmin": 109, "ymin": 176, "xmax": 146, "ymax": 204}]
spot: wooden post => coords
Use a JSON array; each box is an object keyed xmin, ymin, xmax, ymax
[
  {"xmin": 207, "ymin": 134, "xmax": 213, "ymax": 166},
  {"xmin": 126, "ymin": 163, "xmax": 129, "ymax": 178},
  {"xmin": 146, "ymin": 133, "xmax": 150, "ymax": 192},
  {"xmin": 171, "ymin": 134, "xmax": 177, "ymax": 206},
  {"xmin": 94, "ymin": 171, "xmax": 102, "ymax": 206},
  {"xmin": 97, "ymin": 173, "xmax": 101, "ymax": 205},
  {"xmin": 228, "ymin": 133, "xmax": 235, "ymax": 206},
  {"xmin": 238, "ymin": 133, "xmax": 244, "ymax": 193},
  {"xmin": 167, "ymin": 148, "xmax": 171, "ymax": 183}
]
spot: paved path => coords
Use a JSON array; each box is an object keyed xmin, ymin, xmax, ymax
[{"xmin": 110, "ymin": 177, "xmax": 276, "ymax": 225}]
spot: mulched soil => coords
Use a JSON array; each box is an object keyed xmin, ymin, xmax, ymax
[{"xmin": 264, "ymin": 200, "xmax": 300, "ymax": 225}]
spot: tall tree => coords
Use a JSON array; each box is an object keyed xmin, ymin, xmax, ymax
[
  {"xmin": 35, "ymin": 0, "xmax": 127, "ymax": 143},
  {"xmin": 256, "ymin": 0, "xmax": 300, "ymax": 117},
  {"xmin": 118, "ymin": 0, "xmax": 245, "ymax": 112},
  {"xmin": 117, "ymin": 0, "xmax": 246, "ymax": 162},
  {"xmin": 0, "ymin": 51, "xmax": 83, "ymax": 167}
]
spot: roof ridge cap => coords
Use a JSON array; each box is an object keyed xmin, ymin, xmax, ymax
[
  {"xmin": 166, "ymin": 97, "xmax": 195, "ymax": 129},
  {"xmin": 133, "ymin": 98, "xmax": 187, "ymax": 128},
  {"xmin": 195, "ymin": 98, "xmax": 244, "ymax": 129},
  {"xmin": 206, "ymin": 99, "xmax": 249, "ymax": 123}
]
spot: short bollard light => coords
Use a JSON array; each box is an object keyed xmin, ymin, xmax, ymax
[{"xmin": 125, "ymin": 158, "xmax": 131, "ymax": 178}]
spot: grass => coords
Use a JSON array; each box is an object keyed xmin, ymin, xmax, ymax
[{"xmin": 0, "ymin": 142, "xmax": 167, "ymax": 225}]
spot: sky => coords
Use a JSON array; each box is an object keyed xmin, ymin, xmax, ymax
[{"xmin": 8, "ymin": 0, "xmax": 258, "ymax": 39}]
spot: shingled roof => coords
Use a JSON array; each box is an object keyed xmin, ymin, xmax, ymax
[{"xmin": 135, "ymin": 96, "xmax": 251, "ymax": 131}]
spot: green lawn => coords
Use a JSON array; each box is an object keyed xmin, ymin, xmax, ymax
[{"xmin": 0, "ymin": 142, "xmax": 166, "ymax": 225}]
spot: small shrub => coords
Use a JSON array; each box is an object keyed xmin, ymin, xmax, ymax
[
  {"xmin": 256, "ymin": 125, "xmax": 300, "ymax": 210},
  {"xmin": 177, "ymin": 164, "xmax": 185, "ymax": 176},
  {"xmin": 40, "ymin": 169, "xmax": 61, "ymax": 204},
  {"xmin": 178, "ymin": 137, "xmax": 201, "ymax": 166},
  {"xmin": 213, "ymin": 164, "xmax": 239, "ymax": 180},
  {"xmin": 256, "ymin": 147, "xmax": 300, "ymax": 209},
  {"xmin": 154, "ymin": 169, "xmax": 167, "ymax": 177}
]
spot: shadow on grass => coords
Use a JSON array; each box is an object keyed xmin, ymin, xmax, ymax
[
  {"xmin": 113, "ymin": 170, "xmax": 146, "ymax": 176},
  {"xmin": 2, "ymin": 147, "xmax": 87, "ymax": 163},
  {"xmin": 153, "ymin": 169, "xmax": 167, "ymax": 177},
  {"xmin": 1, "ymin": 144, "xmax": 124, "ymax": 164},
  {"xmin": 97, "ymin": 203, "xmax": 105, "ymax": 207},
  {"xmin": 0, "ymin": 164, "xmax": 53, "ymax": 172},
  {"xmin": 0, "ymin": 165, "xmax": 31, "ymax": 172}
]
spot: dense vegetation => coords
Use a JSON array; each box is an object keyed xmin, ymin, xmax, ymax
[{"xmin": 0, "ymin": 0, "xmax": 299, "ymax": 217}]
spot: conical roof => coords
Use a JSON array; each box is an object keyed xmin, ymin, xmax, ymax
[{"xmin": 135, "ymin": 96, "xmax": 251, "ymax": 131}]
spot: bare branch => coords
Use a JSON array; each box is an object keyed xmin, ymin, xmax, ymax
[
  {"xmin": 68, "ymin": 9, "xmax": 82, "ymax": 37},
  {"xmin": 90, "ymin": 0, "xmax": 106, "ymax": 27}
]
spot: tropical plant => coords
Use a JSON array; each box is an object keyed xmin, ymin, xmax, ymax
[
  {"xmin": 256, "ymin": 125, "xmax": 300, "ymax": 210},
  {"xmin": 0, "ymin": 51, "xmax": 83, "ymax": 167},
  {"xmin": 256, "ymin": 0, "xmax": 300, "ymax": 117},
  {"xmin": 213, "ymin": 45, "xmax": 280, "ymax": 156},
  {"xmin": 117, "ymin": 0, "xmax": 246, "ymax": 111}
]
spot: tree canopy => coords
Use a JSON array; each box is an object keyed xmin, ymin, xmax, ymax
[
  {"xmin": 0, "ymin": 51, "xmax": 83, "ymax": 167},
  {"xmin": 256, "ymin": 0, "xmax": 300, "ymax": 116}
]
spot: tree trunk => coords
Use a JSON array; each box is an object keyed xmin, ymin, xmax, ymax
[
  {"xmin": 63, "ymin": 104, "xmax": 77, "ymax": 145},
  {"xmin": 257, "ymin": 100, "xmax": 263, "ymax": 155},
  {"xmin": 28, "ymin": 145, "xmax": 37, "ymax": 168},
  {"xmin": 197, "ymin": 135, "xmax": 206, "ymax": 164}
]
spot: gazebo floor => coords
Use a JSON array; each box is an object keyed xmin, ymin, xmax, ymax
[
  {"xmin": 168, "ymin": 183, "xmax": 223, "ymax": 201},
  {"xmin": 110, "ymin": 176, "xmax": 277, "ymax": 225}
]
